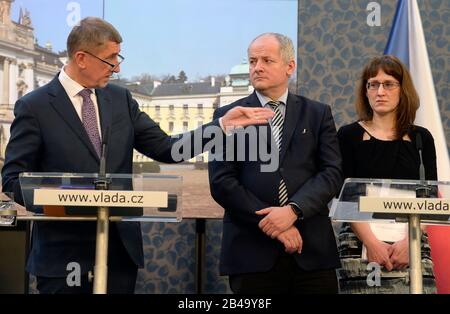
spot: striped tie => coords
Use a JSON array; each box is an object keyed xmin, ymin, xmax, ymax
[{"xmin": 268, "ymin": 101, "xmax": 288, "ymax": 206}]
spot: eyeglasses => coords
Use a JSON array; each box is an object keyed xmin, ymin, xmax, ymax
[
  {"xmin": 366, "ymin": 81, "xmax": 400, "ymax": 91},
  {"xmin": 83, "ymin": 51, "xmax": 124, "ymax": 72}
]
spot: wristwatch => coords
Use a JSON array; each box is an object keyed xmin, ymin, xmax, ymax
[{"xmin": 289, "ymin": 202, "xmax": 304, "ymax": 220}]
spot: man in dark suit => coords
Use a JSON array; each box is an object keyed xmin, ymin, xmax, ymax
[
  {"xmin": 1, "ymin": 17, "xmax": 273, "ymax": 294},
  {"xmin": 208, "ymin": 33, "xmax": 343, "ymax": 293}
]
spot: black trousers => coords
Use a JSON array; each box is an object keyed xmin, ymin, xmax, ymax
[
  {"xmin": 36, "ymin": 225, "xmax": 138, "ymax": 294},
  {"xmin": 229, "ymin": 253, "xmax": 338, "ymax": 294}
]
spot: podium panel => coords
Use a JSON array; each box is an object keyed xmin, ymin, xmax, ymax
[
  {"xmin": 18, "ymin": 172, "xmax": 182, "ymax": 222},
  {"xmin": 331, "ymin": 178, "xmax": 450, "ymax": 294},
  {"xmin": 2, "ymin": 172, "xmax": 185, "ymax": 294},
  {"xmin": 330, "ymin": 178, "xmax": 450, "ymax": 224}
]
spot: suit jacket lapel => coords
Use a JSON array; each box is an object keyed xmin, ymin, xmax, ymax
[
  {"xmin": 95, "ymin": 88, "xmax": 112, "ymax": 143},
  {"xmin": 243, "ymin": 91, "xmax": 263, "ymax": 108},
  {"xmin": 48, "ymin": 76, "xmax": 100, "ymax": 161},
  {"xmin": 280, "ymin": 93, "xmax": 301, "ymax": 162}
]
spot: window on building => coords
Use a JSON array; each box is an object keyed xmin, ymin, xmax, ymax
[
  {"xmin": 183, "ymin": 104, "xmax": 188, "ymax": 115},
  {"xmin": 155, "ymin": 105, "xmax": 160, "ymax": 115},
  {"xmin": 169, "ymin": 121, "xmax": 174, "ymax": 133},
  {"xmin": 169, "ymin": 105, "xmax": 174, "ymax": 114},
  {"xmin": 197, "ymin": 103, "xmax": 203, "ymax": 114},
  {"xmin": 183, "ymin": 121, "xmax": 188, "ymax": 132}
]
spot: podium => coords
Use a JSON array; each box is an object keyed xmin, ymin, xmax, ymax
[
  {"xmin": 0, "ymin": 172, "xmax": 182, "ymax": 294},
  {"xmin": 330, "ymin": 178, "xmax": 450, "ymax": 294}
]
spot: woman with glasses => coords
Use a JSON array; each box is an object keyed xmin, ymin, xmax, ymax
[{"xmin": 336, "ymin": 55, "xmax": 437, "ymax": 294}]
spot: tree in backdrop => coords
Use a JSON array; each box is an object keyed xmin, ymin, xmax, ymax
[
  {"xmin": 130, "ymin": 73, "xmax": 155, "ymax": 84},
  {"xmin": 177, "ymin": 70, "xmax": 188, "ymax": 83}
]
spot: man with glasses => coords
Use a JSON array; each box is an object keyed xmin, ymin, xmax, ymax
[
  {"xmin": 82, "ymin": 50, "xmax": 125, "ymax": 73},
  {"xmin": 1, "ymin": 17, "xmax": 272, "ymax": 294}
]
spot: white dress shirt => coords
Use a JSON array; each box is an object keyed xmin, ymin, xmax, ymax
[
  {"xmin": 255, "ymin": 89, "xmax": 288, "ymax": 121},
  {"xmin": 58, "ymin": 67, "xmax": 102, "ymax": 138}
]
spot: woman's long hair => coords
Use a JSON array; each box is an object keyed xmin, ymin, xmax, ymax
[{"xmin": 355, "ymin": 55, "xmax": 419, "ymax": 139}]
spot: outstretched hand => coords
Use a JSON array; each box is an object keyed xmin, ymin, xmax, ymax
[{"xmin": 221, "ymin": 106, "xmax": 274, "ymax": 133}]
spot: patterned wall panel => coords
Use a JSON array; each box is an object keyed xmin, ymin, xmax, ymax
[
  {"xmin": 137, "ymin": 219, "xmax": 232, "ymax": 294},
  {"xmin": 204, "ymin": 219, "xmax": 231, "ymax": 294},
  {"xmin": 297, "ymin": 0, "xmax": 449, "ymax": 151},
  {"xmin": 136, "ymin": 220, "xmax": 197, "ymax": 294},
  {"xmin": 136, "ymin": 219, "xmax": 230, "ymax": 294}
]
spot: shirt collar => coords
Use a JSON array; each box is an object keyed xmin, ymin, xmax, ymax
[
  {"xmin": 58, "ymin": 66, "xmax": 96, "ymax": 98},
  {"xmin": 255, "ymin": 89, "xmax": 288, "ymax": 107}
]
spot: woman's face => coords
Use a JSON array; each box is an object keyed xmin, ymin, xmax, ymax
[{"xmin": 366, "ymin": 69, "xmax": 401, "ymax": 117}]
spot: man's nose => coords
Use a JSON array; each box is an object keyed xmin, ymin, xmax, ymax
[
  {"xmin": 113, "ymin": 64, "xmax": 121, "ymax": 73},
  {"xmin": 254, "ymin": 60, "xmax": 263, "ymax": 71}
]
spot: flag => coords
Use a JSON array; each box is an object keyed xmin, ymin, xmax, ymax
[{"xmin": 384, "ymin": 0, "xmax": 450, "ymax": 293}]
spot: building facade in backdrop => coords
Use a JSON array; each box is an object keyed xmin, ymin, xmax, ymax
[
  {"xmin": 0, "ymin": 0, "xmax": 64, "ymax": 166},
  {"xmin": 114, "ymin": 60, "xmax": 253, "ymax": 163},
  {"xmin": 0, "ymin": 0, "xmax": 252, "ymax": 166}
]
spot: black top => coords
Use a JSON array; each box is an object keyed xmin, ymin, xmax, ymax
[{"xmin": 337, "ymin": 122, "xmax": 437, "ymax": 181}]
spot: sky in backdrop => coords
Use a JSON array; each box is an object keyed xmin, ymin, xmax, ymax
[{"xmin": 12, "ymin": 0, "xmax": 297, "ymax": 80}]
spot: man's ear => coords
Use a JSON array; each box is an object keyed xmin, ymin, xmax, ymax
[
  {"xmin": 286, "ymin": 59, "xmax": 296, "ymax": 77},
  {"xmin": 73, "ymin": 51, "xmax": 87, "ymax": 69}
]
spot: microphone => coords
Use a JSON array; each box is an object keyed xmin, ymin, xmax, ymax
[
  {"xmin": 415, "ymin": 132, "xmax": 429, "ymax": 199},
  {"xmin": 415, "ymin": 131, "xmax": 446, "ymax": 221},
  {"xmin": 415, "ymin": 133, "xmax": 425, "ymax": 181},
  {"xmin": 93, "ymin": 127, "xmax": 110, "ymax": 192},
  {"xmin": 69, "ymin": 127, "xmax": 110, "ymax": 215},
  {"xmin": 99, "ymin": 127, "xmax": 109, "ymax": 177}
]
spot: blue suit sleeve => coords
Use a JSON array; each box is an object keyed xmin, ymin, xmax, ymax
[{"xmin": 2, "ymin": 99, "xmax": 42, "ymax": 204}]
